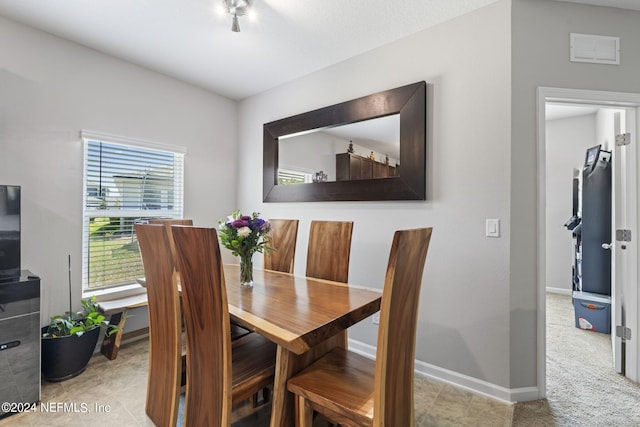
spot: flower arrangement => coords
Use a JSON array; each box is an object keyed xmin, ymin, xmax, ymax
[
  {"xmin": 218, "ymin": 210, "xmax": 272, "ymax": 287},
  {"xmin": 218, "ymin": 210, "xmax": 272, "ymax": 257}
]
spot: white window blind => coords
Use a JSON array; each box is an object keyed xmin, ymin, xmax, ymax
[
  {"xmin": 82, "ymin": 134, "xmax": 184, "ymax": 290},
  {"xmin": 277, "ymin": 168, "xmax": 312, "ymax": 185}
]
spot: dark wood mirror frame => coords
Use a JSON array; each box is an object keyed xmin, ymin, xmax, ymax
[{"xmin": 263, "ymin": 81, "xmax": 426, "ymax": 202}]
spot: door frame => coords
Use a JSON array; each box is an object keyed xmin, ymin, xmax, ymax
[
  {"xmin": 612, "ymin": 109, "xmax": 638, "ymax": 379},
  {"xmin": 536, "ymin": 87, "xmax": 640, "ymax": 398}
]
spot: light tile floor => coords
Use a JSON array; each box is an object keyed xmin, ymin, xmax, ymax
[{"xmin": 0, "ymin": 337, "xmax": 513, "ymax": 426}]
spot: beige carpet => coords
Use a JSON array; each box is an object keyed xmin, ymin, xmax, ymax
[{"xmin": 513, "ymin": 293, "xmax": 640, "ymax": 426}]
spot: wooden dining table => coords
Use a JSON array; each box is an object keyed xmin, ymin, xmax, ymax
[{"xmin": 222, "ymin": 264, "xmax": 382, "ymax": 427}]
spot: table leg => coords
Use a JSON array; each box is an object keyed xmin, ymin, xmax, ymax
[
  {"xmin": 269, "ymin": 334, "xmax": 346, "ymax": 427},
  {"xmin": 270, "ymin": 346, "xmax": 296, "ymax": 427}
]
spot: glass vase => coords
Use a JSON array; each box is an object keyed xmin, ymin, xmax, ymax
[{"xmin": 239, "ymin": 254, "xmax": 254, "ymax": 289}]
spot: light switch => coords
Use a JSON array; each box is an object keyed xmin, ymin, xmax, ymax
[{"xmin": 486, "ymin": 219, "xmax": 500, "ymax": 238}]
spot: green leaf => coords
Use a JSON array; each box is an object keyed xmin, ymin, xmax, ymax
[{"xmin": 70, "ymin": 326, "xmax": 84, "ymax": 335}]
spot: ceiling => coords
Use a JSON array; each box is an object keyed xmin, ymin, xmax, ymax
[
  {"xmin": 546, "ymin": 104, "xmax": 600, "ymax": 120},
  {"xmin": 0, "ymin": 0, "xmax": 638, "ymax": 100}
]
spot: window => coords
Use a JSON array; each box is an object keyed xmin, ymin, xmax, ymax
[
  {"xmin": 277, "ymin": 168, "xmax": 312, "ymax": 185},
  {"xmin": 81, "ymin": 131, "xmax": 185, "ymax": 291}
]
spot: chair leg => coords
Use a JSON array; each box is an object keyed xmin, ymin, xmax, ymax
[
  {"xmin": 251, "ymin": 387, "xmax": 272, "ymax": 408},
  {"xmin": 295, "ymin": 395, "xmax": 314, "ymax": 427}
]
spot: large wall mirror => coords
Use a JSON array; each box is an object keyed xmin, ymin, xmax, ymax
[{"xmin": 263, "ymin": 81, "xmax": 426, "ymax": 202}]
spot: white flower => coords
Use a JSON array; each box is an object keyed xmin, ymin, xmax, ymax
[{"xmin": 237, "ymin": 226, "xmax": 251, "ymax": 237}]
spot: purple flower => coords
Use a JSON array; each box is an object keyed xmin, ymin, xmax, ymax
[{"xmin": 232, "ymin": 219, "xmax": 250, "ymax": 228}]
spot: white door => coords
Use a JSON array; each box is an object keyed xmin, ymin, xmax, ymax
[{"xmin": 612, "ymin": 108, "xmax": 638, "ymax": 382}]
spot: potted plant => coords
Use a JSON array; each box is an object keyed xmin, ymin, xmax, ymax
[{"xmin": 41, "ymin": 257, "xmax": 119, "ymax": 382}]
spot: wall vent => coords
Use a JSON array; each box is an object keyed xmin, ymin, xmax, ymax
[{"xmin": 570, "ymin": 33, "xmax": 620, "ymax": 65}]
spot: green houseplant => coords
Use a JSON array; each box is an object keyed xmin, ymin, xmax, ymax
[
  {"xmin": 41, "ymin": 257, "xmax": 119, "ymax": 382},
  {"xmin": 42, "ymin": 295, "xmax": 116, "ymax": 338}
]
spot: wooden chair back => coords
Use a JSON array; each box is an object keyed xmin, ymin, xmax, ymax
[
  {"xmin": 374, "ymin": 227, "xmax": 433, "ymax": 425},
  {"xmin": 134, "ymin": 224, "xmax": 183, "ymax": 427},
  {"xmin": 148, "ymin": 219, "xmax": 193, "ymax": 271},
  {"xmin": 171, "ymin": 225, "xmax": 234, "ymax": 426},
  {"xmin": 287, "ymin": 227, "xmax": 432, "ymax": 426},
  {"xmin": 306, "ymin": 220, "xmax": 353, "ymax": 283},
  {"xmin": 264, "ymin": 219, "xmax": 299, "ymax": 274}
]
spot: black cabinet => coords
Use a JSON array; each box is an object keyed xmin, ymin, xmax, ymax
[{"xmin": 0, "ymin": 271, "xmax": 40, "ymax": 418}]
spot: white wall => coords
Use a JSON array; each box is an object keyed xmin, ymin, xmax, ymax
[
  {"xmin": 512, "ymin": 0, "xmax": 640, "ymax": 391},
  {"xmin": 596, "ymin": 108, "xmax": 622, "ymax": 152},
  {"xmin": 239, "ymin": 1, "xmax": 513, "ymax": 392},
  {"xmin": 545, "ymin": 114, "xmax": 597, "ymax": 293},
  {"xmin": 279, "ymin": 132, "xmax": 337, "ymax": 180},
  {"xmin": 0, "ymin": 16, "xmax": 238, "ymax": 323}
]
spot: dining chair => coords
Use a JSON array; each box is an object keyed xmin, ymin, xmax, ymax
[
  {"xmin": 135, "ymin": 223, "xmax": 184, "ymax": 427},
  {"xmin": 287, "ymin": 227, "xmax": 433, "ymax": 427},
  {"xmin": 148, "ymin": 218, "xmax": 251, "ymax": 341},
  {"xmin": 171, "ymin": 225, "xmax": 277, "ymax": 426},
  {"xmin": 264, "ymin": 219, "xmax": 299, "ymax": 274},
  {"xmin": 148, "ymin": 218, "xmax": 193, "ymax": 272},
  {"xmin": 306, "ymin": 220, "xmax": 354, "ymax": 283}
]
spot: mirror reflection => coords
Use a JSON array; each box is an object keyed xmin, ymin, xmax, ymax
[
  {"xmin": 278, "ymin": 114, "xmax": 400, "ymax": 185},
  {"xmin": 263, "ymin": 81, "xmax": 426, "ymax": 202}
]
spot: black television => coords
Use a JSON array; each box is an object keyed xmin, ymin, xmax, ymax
[{"xmin": 0, "ymin": 185, "xmax": 20, "ymax": 282}]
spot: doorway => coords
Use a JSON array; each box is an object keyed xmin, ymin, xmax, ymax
[{"xmin": 537, "ymin": 87, "xmax": 640, "ymax": 398}]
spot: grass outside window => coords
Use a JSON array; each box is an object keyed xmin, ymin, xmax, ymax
[{"xmin": 87, "ymin": 217, "xmax": 144, "ymax": 289}]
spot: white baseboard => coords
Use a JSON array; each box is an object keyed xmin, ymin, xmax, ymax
[
  {"xmin": 413, "ymin": 358, "xmax": 515, "ymax": 403},
  {"xmin": 348, "ymin": 338, "xmax": 539, "ymax": 404},
  {"xmin": 347, "ymin": 338, "xmax": 377, "ymax": 359},
  {"xmin": 546, "ymin": 286, "xmax": 572, "ymax": 295}
]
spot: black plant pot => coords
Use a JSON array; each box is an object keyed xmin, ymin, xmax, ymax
[{"xmin": 41, "ymin": 326, "xmax": 101, "ymax": 382}]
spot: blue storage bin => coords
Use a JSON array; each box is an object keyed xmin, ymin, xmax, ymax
[{"xmin": 573, "ymin": 291, "xmax": 611, "ymax": 334}]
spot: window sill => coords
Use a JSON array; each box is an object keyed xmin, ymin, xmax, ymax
[{"xmin": 83, "ymin": 281, "xmax": 146, "ymax": 302}]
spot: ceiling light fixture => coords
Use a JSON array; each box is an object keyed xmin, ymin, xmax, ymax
[{"xmin": 222, "ymin": 0, "xmax": 251, "ymax": 33}]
